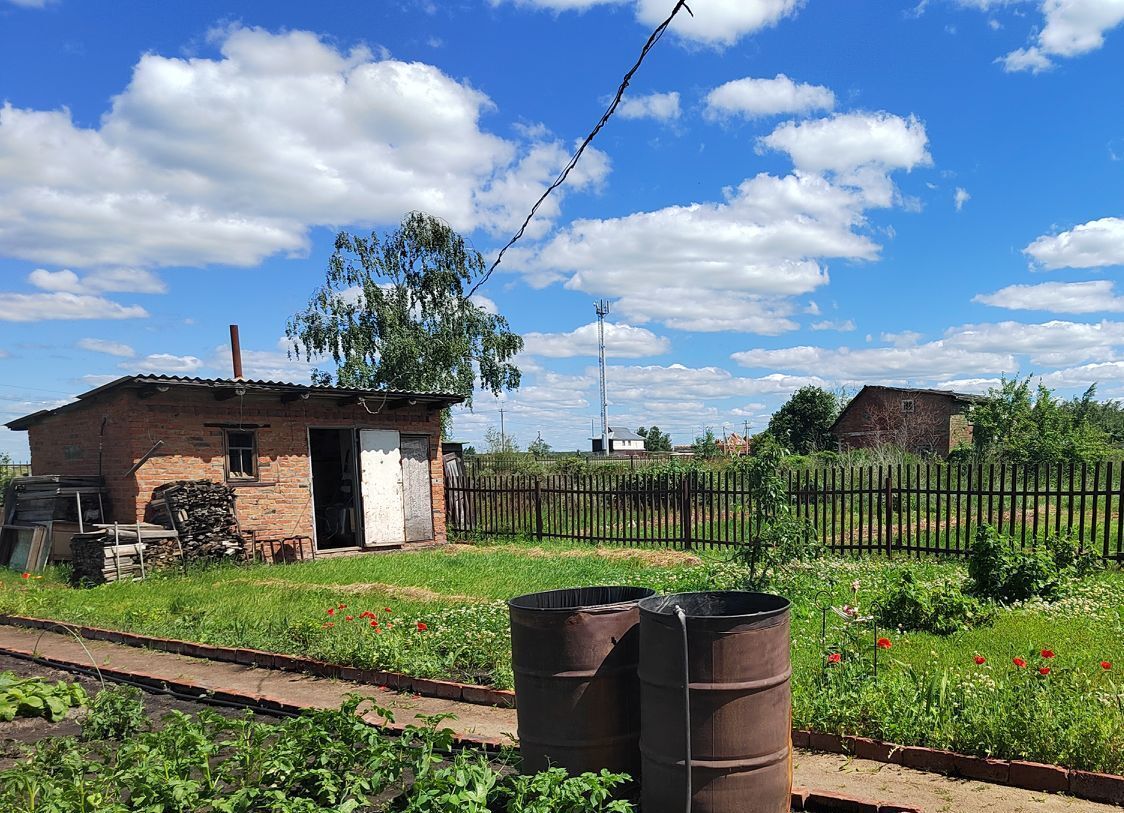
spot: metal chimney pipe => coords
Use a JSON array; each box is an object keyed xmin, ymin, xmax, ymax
[{"xmin": 229, "ymin": 324, "xmax": 244, "ymax": 379}]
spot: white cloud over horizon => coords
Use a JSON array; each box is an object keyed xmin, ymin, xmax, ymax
[{"xmin": 0, "ymin": 26, "xmax": 607, "ymax": 273}]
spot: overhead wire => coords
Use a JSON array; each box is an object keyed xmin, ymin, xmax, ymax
[{"xmin": 465, "ymin": 0, "xmax": 693, "ymax": 299}]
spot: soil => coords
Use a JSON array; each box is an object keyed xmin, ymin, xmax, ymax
[
  {"xmin": 448, "ymin": 542, "xmax": 703, "ymax": 567},
  {"xmin": 0, "ymin": 651, "xmax": 279, "ymax": 769}
]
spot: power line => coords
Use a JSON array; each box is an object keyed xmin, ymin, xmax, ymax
[{"xmin": 466, "ymin": 0, "xmax": 693, "ymax": 298}]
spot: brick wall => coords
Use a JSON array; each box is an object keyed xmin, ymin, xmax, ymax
[{"xmin": 25, "ymin": 387, "xmax": 446, "ymax": 552}]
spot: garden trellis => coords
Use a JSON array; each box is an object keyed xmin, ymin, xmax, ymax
[{"xmin": 446, "ymin": 461, "xmax": 1124, "ymax": 561}]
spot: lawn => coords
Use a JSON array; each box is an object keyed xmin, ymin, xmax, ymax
[{"xmin": 0, "ymin": 538, "xmax": 1122, "ymax": 774}]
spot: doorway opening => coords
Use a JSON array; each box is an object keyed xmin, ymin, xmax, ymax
[{"xmin": 309, "ymin": 428, "xmax": 360, "ymax": 550}]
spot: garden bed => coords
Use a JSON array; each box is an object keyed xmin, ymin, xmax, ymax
[{"xmin": 0, "ymin": 538, "xmax": 1121, "ymax": 775}]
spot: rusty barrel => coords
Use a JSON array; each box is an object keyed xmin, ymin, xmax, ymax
[
  {"xmin": 508, "ymin": 585, "xmax": 655, "ymax": 777},
  {"xmin": 638, "ymin": 591, "xmax": 792, "ymax": 813}
]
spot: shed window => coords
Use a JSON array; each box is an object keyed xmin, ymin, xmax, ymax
[
  {"xmin": 224, "ymin": 430, "xmax": 258, "ymax": 481},
  {"xmin": 901, "ymin": 399, "xmax": 915, "ymax": 413}
]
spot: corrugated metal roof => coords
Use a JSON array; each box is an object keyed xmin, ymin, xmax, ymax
[
  {"xmin": 609, "ymin": 426, "xmax": 643, "ymax": 441},
  {"xmin": 6, "ymin": 374, "xmax": 465, "ymax": 430}
]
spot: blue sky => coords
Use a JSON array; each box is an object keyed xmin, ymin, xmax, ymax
[{"xmin": 1, "ymin": 0, "xmax": 1123, "ymax": 457}]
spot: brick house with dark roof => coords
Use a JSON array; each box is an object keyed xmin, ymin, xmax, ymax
[
  {"xmin": 6, "ymin": 375, "xmax": 463, "ymax": 557},
  {"xmin": 830, "ymin": 385, "xmax": 981, "ymax": 457}
]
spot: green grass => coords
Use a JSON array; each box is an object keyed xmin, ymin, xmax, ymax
[{"xmin": 1, "ymin": 539, "xmax": 1122, "ymax": 773}]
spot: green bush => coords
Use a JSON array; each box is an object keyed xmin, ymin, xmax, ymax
[
  {"xmin": 81, "ymin": 685, "xmax": 148, "ymax": 741},
  {"xmin": 968, "ymin": 525, "xmax": 1096, "ymax": 602},
  {"xmin": 877, "ymin": 571, "xmax": 993, "ymax": 635}
]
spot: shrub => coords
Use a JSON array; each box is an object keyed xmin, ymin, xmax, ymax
[
  {"xmin": 876, "ymin": 571, "xmax": 993, "ymax": 635},
  {"xmin": 81, "ymin": 685, "xmax": 147, "ymax": 741},
  {"xmin": 968, "ymin": 525, "xmax": 1096, "ymax": 602}
]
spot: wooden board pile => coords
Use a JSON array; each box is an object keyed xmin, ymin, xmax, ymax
[
  {"xmin": 70, "ymin": 532, "xmax": 148, "ymax": 585},
  {"xmin": 148, "ymin": 480, "xmax": 245, "ymax": 563}
]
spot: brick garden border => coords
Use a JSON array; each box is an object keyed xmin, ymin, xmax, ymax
[
  {"xmin": 0, "ymin": 614, "xmax": 515, "ymax": 708},
  {"xmin": 3, "ymin": 615, "xmax": 1121, "ymax": 808},
  {"xmin": 792, "ymin": 730, "xmax": 1124, "ymax": 807}
]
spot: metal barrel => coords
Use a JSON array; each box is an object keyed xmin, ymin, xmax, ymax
[
  {"xmin": 508, "ymin": 585, "xmax": 656, "ymax": 778},
  {"xmin": 638, "ymin": 591, "xmax": 792, "ymax": 813}
]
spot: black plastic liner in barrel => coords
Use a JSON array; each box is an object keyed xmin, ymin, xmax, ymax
[
  {"xmin": 509, "ymin": 586, "xmax": 656, "ymax": 778},
  {"xmin": 638, "ymin": 591, "xmax": 792, "ymax": 813}
]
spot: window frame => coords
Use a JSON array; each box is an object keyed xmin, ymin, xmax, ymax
[{"xmin": 223, "ymin": 428, "xmax": 259, "ymax": 482}]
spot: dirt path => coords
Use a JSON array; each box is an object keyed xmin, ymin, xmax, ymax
[{"xmin": 0, "ymin": 625, "xmax": 1117, "ymax": 813}]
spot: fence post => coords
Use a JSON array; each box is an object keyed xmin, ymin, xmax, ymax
[
  {"xmin": 680, "ymin": 472, "xmax": 693, "ymax": 550},
  {"xmin": 534, "ymin": 478, "xmax": 544, "ymax": 542},
  {"xmin": 884, "ymin": 474, "xmax": 894, "ymax": 558}
]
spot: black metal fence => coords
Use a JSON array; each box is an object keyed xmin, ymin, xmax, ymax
[{"xmin": 446, "ymin": 462, "xmax": 1124, "ymax": 560}]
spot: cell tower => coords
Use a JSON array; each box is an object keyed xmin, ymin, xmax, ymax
[{"xmin": 595, "ymin": 299, "xmax": 610, "ymax": 457}]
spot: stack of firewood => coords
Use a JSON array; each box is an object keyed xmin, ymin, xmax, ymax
[{"xmin": 148, "ymin": 480, "xmax": 245, "ymax": 562}]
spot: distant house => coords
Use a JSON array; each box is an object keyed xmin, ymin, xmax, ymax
[
  {"xmin": 718, "ymin": 432, "xmax": 751, "ymax": 456},
  {"xmin": 830, "ymin": 385, "xmax": 981, "ymax": 457},
  {"xmin": 591, "ymin": 426, "xmax": 646, "ymax": 455}
]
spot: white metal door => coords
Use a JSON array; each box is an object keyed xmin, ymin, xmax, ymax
[{"xmin": 359, "ymin": 429, "xmax": 405, "ymax": 547}]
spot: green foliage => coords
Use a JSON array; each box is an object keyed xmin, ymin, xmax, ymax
[
  {"xmin": 877, "ymin": 571, "xmax": 994, "ymax": 635},
  {"xmin": 732, "ymin": 437, "xmax": 822, "ymax": 588},
  {"xmin": 967, "ymin": 525, "xmax": 1097, "ymax": 602},
  {"xmin": 767, "ymin": 385, "xmax": 839, "ymax": 454},
  {"xmin": 636, "ymin": 426, "xmax": 672, "ymax": 452},
  {"xmin": 81, "ymin": 685, "xmax": 147, "ymax": 741},
  {"xmin": 527, "ymin": 437, "xmax": 551, "ymax": 456},
  {"xmin": 286, "ymin": 212, "xmax": 523, "ymax": 407},
  {"xmin": 691, "ymin": 428, "xmax": 720, "ymax": 459},
  {"xmin": 0, "ymin": 698, "xmax": 635, "ymax": 813},
  {"xmin": 971, "ymin": 376, "xmax": 1110, "ymax": 463},
  {"xmin": 500, "ymin": 768, "xmax": 634, "ymax": 813},
  {"xmin": 484, "ymin": 427, "xmax": 520, "ymax": 455},
  {"xmin": 0, "ymin": 673, "xmax": 86, "ymax": 723}
]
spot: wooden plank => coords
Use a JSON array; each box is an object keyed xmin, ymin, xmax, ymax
[
  {"xmin": 1079, "ymin": 462, "xmax": 1088, "ymax": 550},
  {"xmin": 401, "ymin": 435, "xmax": 434, "ymax": 543}
]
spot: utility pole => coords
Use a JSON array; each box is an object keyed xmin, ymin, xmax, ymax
[
  {"xmin": 595, "ymin": 299, "xmax": 611, "ymax": 457},
  {"xmin": 499, "ymin": 407, "xmax": 506, "ymax": 451}
]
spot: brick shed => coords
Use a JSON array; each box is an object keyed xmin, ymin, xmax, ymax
[
  {"xmin": 6, "ymin": 375, "xmax": 464, "ymax": 556},
  {"xmin": 830, "ymin": 385, "xmax": 980, "ymax": 457}
]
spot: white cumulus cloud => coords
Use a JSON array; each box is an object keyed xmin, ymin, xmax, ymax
[
  {"xmin": 522, "ymin": 321, "xmax": 671, "ymax": 357},
  {"xmin": 974, "ymin": 280, "xmax": 1124, "ymax": 312},
  {"xmin": 0, "ymin": 26, "xmax": 604, "ymax": 272},
  {"xmin": 704, "ymin": 74, "xmax": 834, "ymax": 120},
  {"xmin": 1025, "ymin": 217, "xmax": 1124, "ymax": 269},
  {"xmin": 77, "ymin": 338, "xmax": 137, "ymax": 357},
  {"xmin": 617, "ymin": 91, "xmax": 681, "ymax": 121},
  {"xmin": 999, "ymin": 0, "xmax": 1124, "ymax": 72}
]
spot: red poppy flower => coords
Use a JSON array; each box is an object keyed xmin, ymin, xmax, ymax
[
  {"xmin": 416, "ymin": 622, "xmax": 428, "ymax": 632},
  {"xmin": 375, "ymin": 628, "xmax": 383, "ymax": 634},
  {"xmin": 1038, "ymin": 666, "xmax": 1051, "ymax": 675},
  {"xmin": 1102, "ymin": 661, "xmax": 1113, "ymax": 670},
  {"xmin": 338, "ymin": 604, "xmax": 347, "ymax": 610},
  {"xmin": 1013, "ymin": 657, "xmax": 1027, "ymax": 668},
  {"xmin": 974, "ymin": 656, "xmax": 987, "ymax": 665},
  {"xmin": 370, "ymin": 620, "xmax": 379, "ymax": 628},
  {"xmin": 345, "ymin": 615, "xmax": 353, "ymax": 621},
  {"xmin": 1041, "ymin": 649, "xmax": 1055, "ymax": 659},
  {"xmin": 322, "ymin": 622, "xmax": 335, "ymax": 629},
  {"xmin": 877, "ymin": 637, "xmax": 892, "ymax": 650},
  {"xmin": 20, "ymin": 573, "xmax": 29, "ymax": 580},
  {"xmin": 384, "ymin": 607, "xmax": 392, "ymax": 614},
  {"xmin": 827, "ymin": 653, "xmax": 842, "ymax": 664}
]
